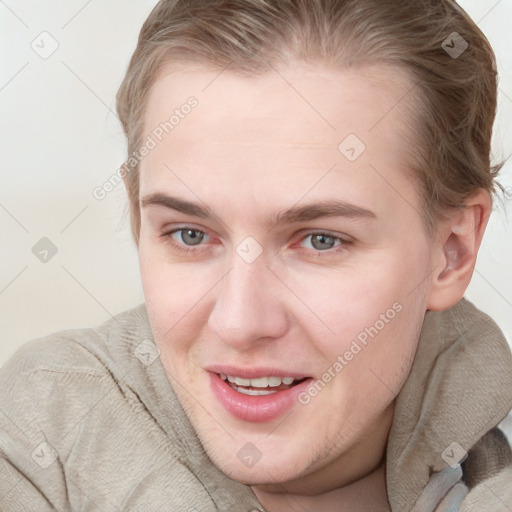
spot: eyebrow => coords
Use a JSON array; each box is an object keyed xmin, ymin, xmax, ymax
[
  {"xmin": 272, "ymin": 200, "xmax": 376, "ymax": 225},
  {"xmin": 141, "ymin": 193, "xmax": 215, "ymax": 218},
  {"xmin": 140, "ymin": 193, "xmax": 377, "ymax": 225}
]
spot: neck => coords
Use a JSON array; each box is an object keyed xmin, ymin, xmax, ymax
[
  {"xmin": 252, "ymin": 462, "xmax": 390, "ymax": 512},
  {"xmin": 252, "ymin": 404, "xmax": 394, "ymax": 512}
]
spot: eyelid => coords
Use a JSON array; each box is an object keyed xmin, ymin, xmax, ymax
[
  {"xmin": 297, "ymin": 228, "xmax": 353, "ymax": 243},
  {"xmin": 160, "ymin": 222, "xmax": 209, "ymax": 237},
  {"xmin": 294, "ymin": 229, "xmax": 353, "ymax": 253}
]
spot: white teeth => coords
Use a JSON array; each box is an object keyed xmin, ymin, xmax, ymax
[
  {"xmin": 234, "ymin": 386, "xmax": 278, "ymax": 396},
  {"xmin": 268, "ymin": 376, "xmax": 282, "ymax": 387},
  {"xmin": 234, "ymin": 376, "xmax": 251, "ymax": 386},
  {"xmin": 221, "ymin": 374, "xmax": 298, "ymax": 388},
  {"xmin": 250, "ymin": 377, "xmax": 269, "ymax": 387}
]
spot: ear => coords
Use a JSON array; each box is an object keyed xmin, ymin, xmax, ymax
[{"xmin": 426, "ymin": 190, "xmax": 492, "ymax": 311}]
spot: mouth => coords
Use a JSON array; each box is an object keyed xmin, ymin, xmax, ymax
[
  {"xmin": 219, "ymin": 373, "xmax": 308, "ymax": 396},
  {"xmin": 208, "ymin": 369, "xmax": 313, "ymax": 423}
]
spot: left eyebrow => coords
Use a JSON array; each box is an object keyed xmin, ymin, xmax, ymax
[{"xmin": 270, "ymin": 200, "xmax": 377, "ymax": 226}]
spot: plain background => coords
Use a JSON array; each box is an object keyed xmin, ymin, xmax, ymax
[{"xmin": 1, "ymin": 1, "xmax": 512, "ymax": 441}]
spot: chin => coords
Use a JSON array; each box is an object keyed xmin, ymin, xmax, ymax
[
  {"xmin": 195, "ymin": 427, "xmax": 313, "ymax": 485},
  {"xmin": 211, "ymin": 452, "xmax": 305, "ymax": 486}
]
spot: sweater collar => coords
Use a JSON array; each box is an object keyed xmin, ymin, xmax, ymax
[{"xmin": 386, "ymin": 298, "xmax": 512, "ymax": 511}]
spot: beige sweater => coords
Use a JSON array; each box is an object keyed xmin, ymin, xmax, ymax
[{"xmin": 0, "ymin": 298, "xmax": 511, "ymax": 511}]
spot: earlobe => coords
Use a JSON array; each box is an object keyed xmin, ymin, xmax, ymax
[{"xmin": 426, "ymin": 191, "xmax": 491, "ymax": 311}]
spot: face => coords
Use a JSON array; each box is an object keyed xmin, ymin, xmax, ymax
[{"xmin": 137, "ymin": 60, "xmax": 435, "ymax": 491}]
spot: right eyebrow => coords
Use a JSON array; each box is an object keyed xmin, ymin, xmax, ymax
[{"xmin": 140, "ymin": 193, "xmax": 215, "ymax": 219}]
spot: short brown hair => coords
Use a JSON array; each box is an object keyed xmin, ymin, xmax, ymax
[{"xmin": 116, "ymin": 0, "xmax": 503, "ymax": 244}]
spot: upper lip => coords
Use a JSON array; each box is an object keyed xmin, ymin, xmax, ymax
[{"xmin": 205, "ymin": 364, "xmax": 310, "ymax": 379}]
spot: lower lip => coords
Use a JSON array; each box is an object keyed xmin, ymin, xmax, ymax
[{"xmin": 209, "ymin": 373, "xmax": 312, "ymax": 423}]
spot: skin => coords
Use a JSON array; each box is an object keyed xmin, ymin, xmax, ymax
[{"xmin": 132, "ymin": 60, "xmax": 490, "ymax": 511}]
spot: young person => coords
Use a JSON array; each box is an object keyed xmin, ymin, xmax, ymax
[{"xmin": 1, "ymin": 1, "xmax": 511, "ymax": 510}]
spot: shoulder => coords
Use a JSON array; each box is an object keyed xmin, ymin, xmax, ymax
[
  {"xmin": 0, "ymin": 306, "xmax": 142, "ymax": 430},
  {"xmin": 0, "ymin": 303, "xmax": 149, "ymax": 382},
  {"xmin": 1, "ymin": 329, "xmax": 104, "ymax": 382},
  {"xmin": 0, "ymin": 303, "xmax": 155, "ymax": 418},
  {"xmin": 0, "ymin": 323, "xmax": 112, "ymax": 412},
  {"xmin": 0, "ymin": 304, "xmax": 157, "ymax": 456}
]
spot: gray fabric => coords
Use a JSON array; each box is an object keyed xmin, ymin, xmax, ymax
[
  {"xmin": 460, "ymin": 466, "xmax": 512, "ymax": 512},
  {"xmin": 387, "ymin": 299, "xmax": 512, "ymax": 511},
  {"xmin": 0, "ymin": 298, "xmax": 511, "ymax": 511},
  {"xmin": 411, "ymin": 467, "xmax": 466, "ymax": 512},
  {"xmin": 461, "ymin": 427, "xmax": 512, "ymax": 488},
  {"xmin": 435, "ymin": 483, "xmax": 469, "ymax": 512}
]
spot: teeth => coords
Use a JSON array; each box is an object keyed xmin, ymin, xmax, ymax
[
  {"xmin": 220, "ymin": 374, "xmax": 298, "ymax": 388},
  {"xmin": 234, "ymin": 386, "xmax": 278, "ymax": 396},
  {"xmin": 268, "ymin": 376, "xmax": 282, "ymax": 387},
  {"xmin": 251, "ymin": 377, "xmax": 269, "ymax": 387}
]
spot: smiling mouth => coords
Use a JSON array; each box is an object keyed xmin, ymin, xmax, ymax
[{"xmin": 219, "ymin": 373, "xmax": 309, "ymax": 396}]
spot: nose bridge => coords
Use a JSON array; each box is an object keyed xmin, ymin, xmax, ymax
[{"xmin": 208, "ymin": 254, "xmax": 288, "ymax": 347}]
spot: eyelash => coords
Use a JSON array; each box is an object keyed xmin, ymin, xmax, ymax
[
  {"xmin": 159, "ymin": 228, "xmax": 351, "ymax": 256},
  {"xmin": 159, "ymin": 228, "xmax": 211, "ymax": 255}
]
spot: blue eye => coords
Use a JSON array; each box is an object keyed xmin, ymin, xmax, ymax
[
  {"xmin": 171, "ymin": 229, "xmax": 208, "ymax": 246},
  {"xmin": 302, "ymin": 233, "xmax": 343, "ymax": 251}
]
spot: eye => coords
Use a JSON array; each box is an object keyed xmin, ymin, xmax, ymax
[
  {"xmin": 170, "ymin": 228, "xmax": 208, "ymax": 246},
  {"xmin": 301, "ymin": 233, "xmax": 344, "ymax": 251}
]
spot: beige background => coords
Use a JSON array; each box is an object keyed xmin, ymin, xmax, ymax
[{"xmin": 1, "ymin": 0, "xmax": 512, "ymax": 443}]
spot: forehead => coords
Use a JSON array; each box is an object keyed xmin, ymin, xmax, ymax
[
  {"xmin": 145, "ymin": 60, "xmax": 416, "ymax": 140},
  {"xmin": 139, "ymin": 61, "xmax": 420, "ymax": 218}
]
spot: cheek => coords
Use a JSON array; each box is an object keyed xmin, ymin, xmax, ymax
[
  {"xmin": 287, "ymin": 245, "xmax": 429, "ymax": 382},
  {"xmin": 138, "ymin": 242, "xmax": 210, "ymax": 340},
  {"xmin": 289, "ymin": 258, "xmax": 418, "ymax": 339},
  {"xmin": 337, "ymin": 297, "xmax": 424, "ymax": 425},
  {"xmin": 139, "ymin": 237, "xmax": 208, "ymax": 302}
]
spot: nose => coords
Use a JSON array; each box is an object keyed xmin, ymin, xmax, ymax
[{"xmin": 207, "ymin": 257, "xmax": 289, "ymax": 351}]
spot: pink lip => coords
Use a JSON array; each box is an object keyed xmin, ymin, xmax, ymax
[
  {"xmin": 205, "ymin": 364, "xmax": 309, "ymax": 380},
  {"xmin": 209, "ymin": 372, "xmax": 312, "ymax": 423}
]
